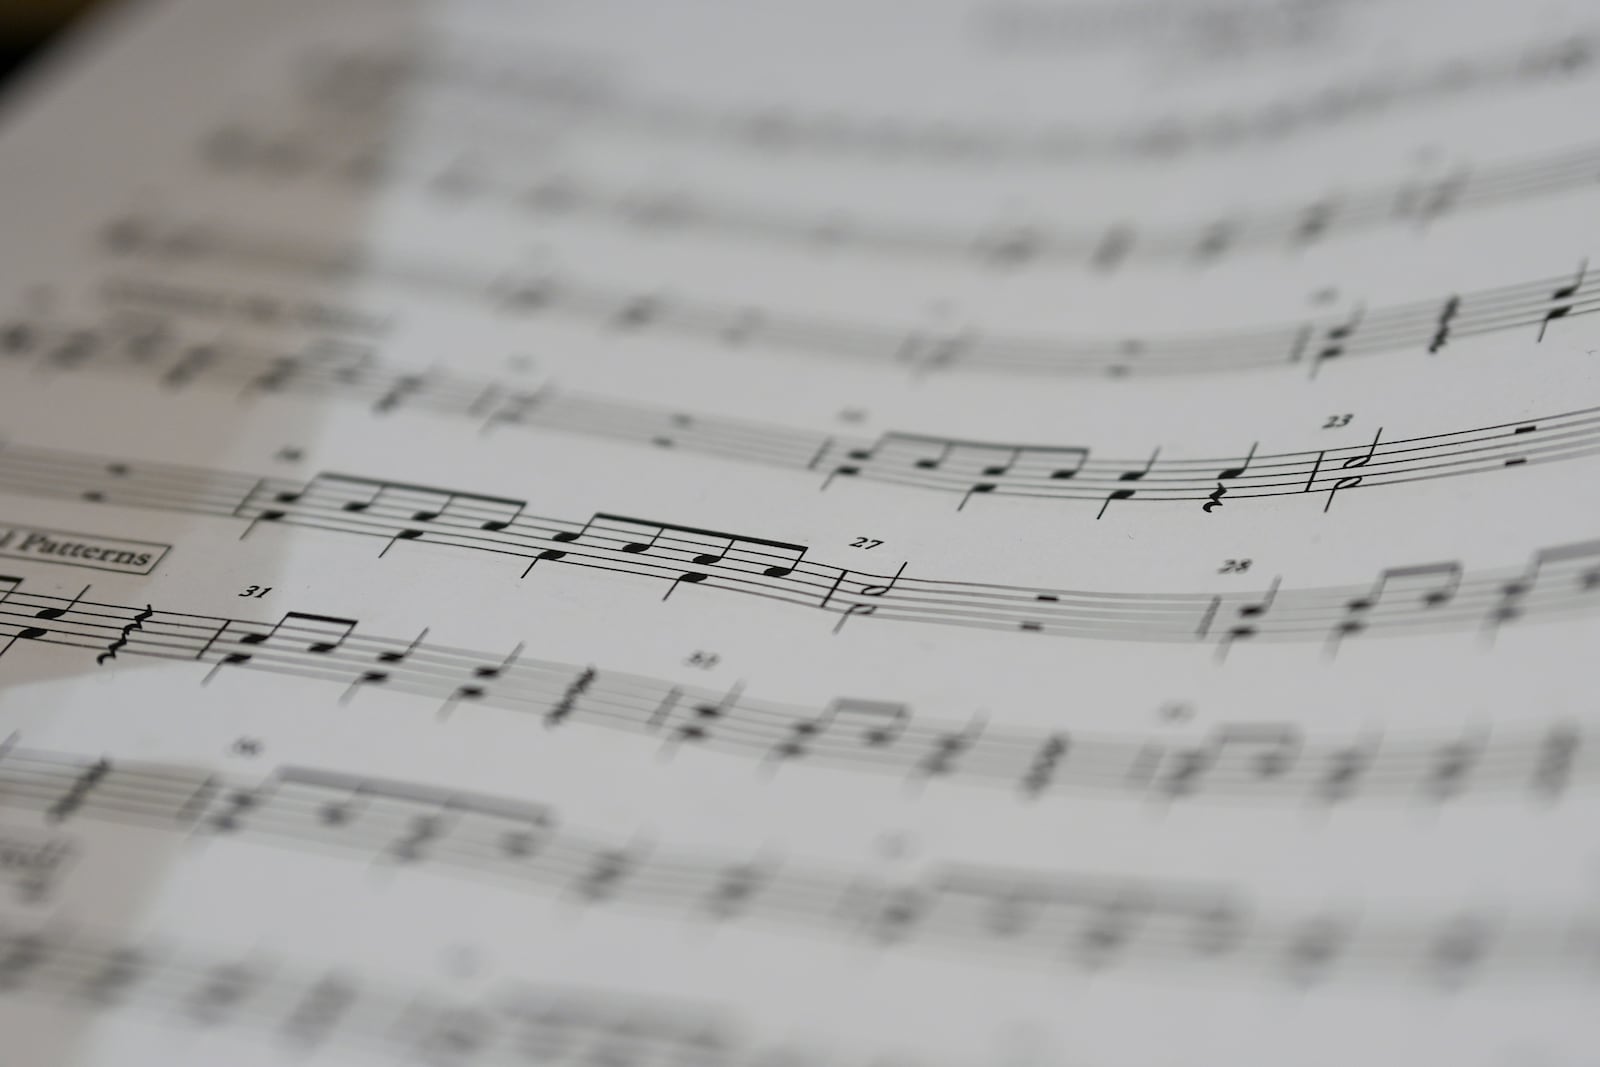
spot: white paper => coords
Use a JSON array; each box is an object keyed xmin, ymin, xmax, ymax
[{"xmin": 1, "ymin": 0, "xmax": 1599, "ymax": 1063}]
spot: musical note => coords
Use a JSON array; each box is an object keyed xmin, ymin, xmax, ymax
[
  {"xmin": 1098, "ymin": 448, "xmax": 1161, "ymax": 519},
  {"xmin": 1537, "ymin": 259, "xmax": 1589, "ymax": 341},
  {"xmin": 1322, "ymin": 428, "xmax": 1382, "ymax": 511}
]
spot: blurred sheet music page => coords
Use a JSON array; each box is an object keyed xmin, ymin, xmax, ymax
[{"xmin": 0, "ymin": 0, "xmax": 1598, "ymax": 1063}]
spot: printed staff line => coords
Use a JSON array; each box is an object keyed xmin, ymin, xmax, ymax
[
  {"xmin": 2, "ymin": 451, "xmax": 1600, "ymax": 649},
  {"xmin": 0, "ymin": 922, "xmax": 735, "ymax": 1064},
  {"xmin": 99, "ymin": 216, "xmax": 1600, "ymax": 378},
  {"xmin": 0, "ymin": 582, "xmax": 1590, "ymax": 806},
  {"xmin": 0, "ymin": 743, "xmax": 1591, "ymax": 985},
  {"xmin": 301, "ymin": 33, "xmax": 1600, "ymax": 166},
  {"xmin": 7, "ymin": 316, "xmax": 1600, "ymax": 517},
  {"xmin": 201, "ymin": 116, "xmax": 1600, "ymax": 272}
]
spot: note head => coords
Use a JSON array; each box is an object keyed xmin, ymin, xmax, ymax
[
  {"xmin": 309, "ymin": 642, "xmax": 338, "ymax": 654},
  {"xmin": 1345, "ymin": 598, "xmax": 1372, "ymax": 612},
  {"xmin": 679, "ymin": 571, "xmax": 710, "ymax": 584},
  {"xmin": 396, "ymin": 529, "xmax": 424, "ymax": 541},
  {"xmin": 1116, "ymin": 472, "xmax": 1145, "ymax": 483},
  {"xmin": 763, "ymin": 565, "xmax": 793, "ymax": 577},
  {"xmin": 341, "ymin": 502, "xmax": 369, "ymax": 513},
  {"xmin": 480, "ymin": 520, "xmax": 510, "ymax": 531},
  {"xmin": 971, "ymin": 482, "xmax": 997, "ymax": 495},
  {"xmin": 472, "ymin": 666, "xmax": 500, "ymax": 679},
  {"xmin": 1227, "ymin": 625, "xmax": 1257, "ymax": 639},
  {"xmin": 690, "ymin": 554, "xmax": 722, "ymax": 565},
  {"xmin": 913, "ymin": 459, "xmax": 941, "ymax": 470},
  {"xmin": 273, "ymin": 492, "xmax": 301, "ymax": 503},
  {"xmin": 846, "ymin": 449, "xmax": 872, "ymax": 461},
  {"xmin": 1218, "ymin": 467, "xmax": 1246, "ymax": 479},
  {"xmin": 359, "ymin": 670, "xmax": 388, "ymax": 683},
  {"xmin": 537, "ymin": 548, "xmax": 567, "ymax": 561},
  {"xmin": 258, "ymin": 510, "xmax": 286, "ymax": 522},
  {"xmin": 221, "ymin": 652, "xmax": 252, "ymax": 665},
  {"xmin": 410, "ymin": 510, "xmax": 440, "ymax": 521},
  {"xmin": 81, "ymin": 490, "xmax": 104, "ymax": 503},
  {"xmin": 1336, "ymin": 620, "xmax": 1366, "ymax": 636},
  {"xmin": 622, "ymin": 543, "xmax": 651, "ymax": 554},
  {"xmin": 376, "ymin": 651, "xmax": 404, "ymax": 663},
  {"xmin": 455, "ymin": 684, "xmax": 486, "ymax": 699},
  {"xmin": 1049, "ymin": 469, "xmax": 1077, "ymax": 479},
  {"xmin": 551, "ymin": 531, "xmax": 580, "ymax": 543},
  {"xmin": 1422, "ymin": 591, "xmax": 1454, "ymax": 606},
  {"xmin": 1109, "ymin": 488, "xmax": 1136, "ymax": 501},
  {"xmin": 17, "ymin": 627, "xmax": 46, "ymax": 640},
  {"xmin": 834, "ymin": 465, "xmax": 861, "ymax": 477},
  {"xmin": 34, "ymin": 608, "xmax": 65, "ymax": 620}
]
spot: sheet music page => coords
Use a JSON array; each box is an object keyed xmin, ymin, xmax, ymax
[{"xmin": 0, "ymin": 0, "xmax": 1598, "ymax": 1062}]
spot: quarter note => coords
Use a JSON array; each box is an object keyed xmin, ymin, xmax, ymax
[
  {"xmin": 1537, "ymin": 259, "xmax": 1588, "ymax": 341},
  {"xmin": 1310, "ymin": 305, "xmax": 1364, "ymax": 375},
  {"xmin": 1097, "ymin": 448, "xmax": 1160, "ymax": 519}
]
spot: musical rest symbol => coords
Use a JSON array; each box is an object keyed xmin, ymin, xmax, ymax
[
  {"xmin": 1427, "ymin": 294, "xmax": 1461, "ymax": 354},
  {"xmin": 46, "ymin": 758, "xmax": 111, "ymax": 823}
]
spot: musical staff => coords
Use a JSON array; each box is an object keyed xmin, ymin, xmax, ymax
[
  {"xmin": 0, "ymin": 744, "xmax": 1593, "ymax": 984},
  {"xmin": 103, "ymin": 218, "xmax": 1600, "ymax": 377},
  {"xmin": 0, "ymin": 580, "xmax": 1593, "ymax": 807},
  {"xmin": 8, "ymin": 316, "xmax": 1599, "ymax": 518},
  {"xmin": 4, "ymin": 444, "xmax": 1600, "ymax": 645},
  {"xmin": 203, "ymin": 119, "xmax": 1600, "ymax": 271},
  {"xmin": 0, "ymin": 922, "xmax": 738, "ymax": 1065},
  {"xmin": 301, "ymin": 32, "xmax": 1599, "ymax": 165}
]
